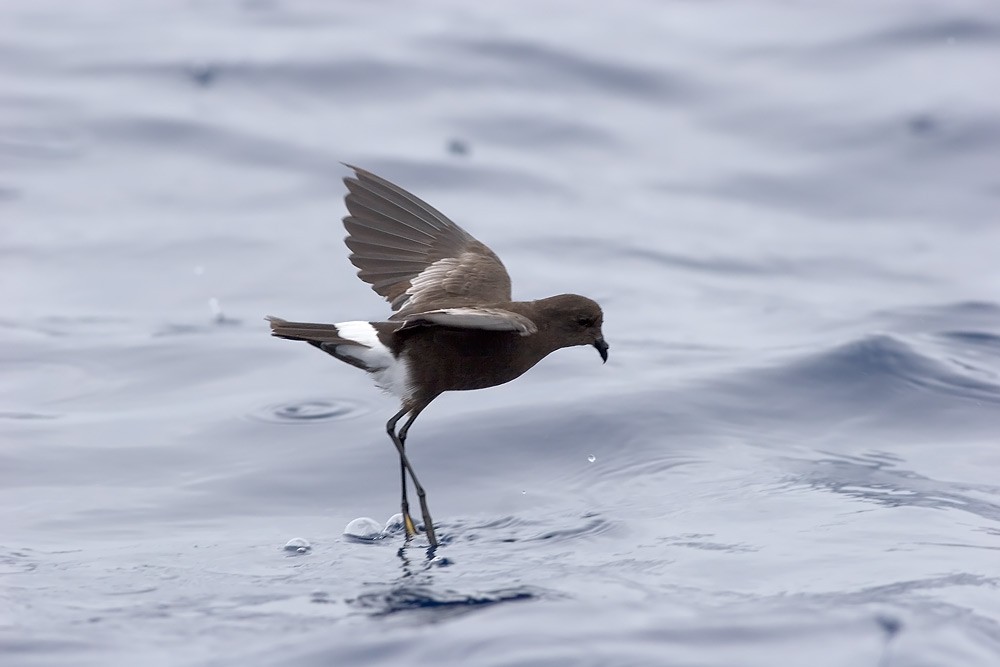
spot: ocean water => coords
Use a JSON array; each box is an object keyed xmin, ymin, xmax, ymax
[{"xmin": 3, "ymin": 0, "xmax": 1000, "ymax": 665}]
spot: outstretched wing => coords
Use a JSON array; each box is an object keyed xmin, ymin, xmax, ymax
[{"xmin": 342, "ymin": 165, "xmax": 512, "ymax": 319}]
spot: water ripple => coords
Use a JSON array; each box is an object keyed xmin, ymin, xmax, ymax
[
  {"xmin": 448, "ymin": 38, "xmax": 698, "ymax": 101},
  {"xmin": 789, "ymin": 452, "xmax": 1000, "ymax": 523},
  {"xmin": 842, "ymin": 18, "xmax": 1000, "ymax": 51},
  {"xmin": 0, "ymin": 411, "xmax": 57, "ymax": 420},
  {"xmin": 762, "ymin": 334, "xmax": 1000, "ymax": 406},
  {"xmin": 460, "ymin": 514, "xmax": 618, "ymax": 544},
  {"xmin": 348, "ymin": 585, "xmax": 538, "ymax": 618},
  {"xmin": 249, "ymin": 399, "xmax": 359, "ymax": 424}
]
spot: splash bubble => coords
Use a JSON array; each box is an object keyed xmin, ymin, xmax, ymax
[
  {"xmin": 384, "ymin": 513, "xmax": 405, "ymax": 534},
  {"xmin": 284, "ymin": 537, "xmax": 311, "ymax": 554},
  {"xmin": 344, "ymin": 517, "xmax": 383, "ymax": 541},
  {"xmin": 588, "ymin": 455, "xmax": 596, "ymax": 463}
]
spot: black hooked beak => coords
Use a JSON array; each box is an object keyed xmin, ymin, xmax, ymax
[{"xmin": 593, "ymin": 337, "xmax": 609, "ymax": 363}]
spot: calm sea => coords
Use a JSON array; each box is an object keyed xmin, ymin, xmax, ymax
[{"xmin": 3, "ymin": 1, "xmax": 1000, "ymax": 665}]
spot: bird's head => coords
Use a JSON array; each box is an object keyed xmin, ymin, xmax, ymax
[{"xmin": 540, "ymin": 294, "xmax": 608, "ymax": 363}]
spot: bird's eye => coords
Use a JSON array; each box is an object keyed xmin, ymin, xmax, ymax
[{"xmin": 576, "ymin": 316, "xmax": 594, "ymax": 327}]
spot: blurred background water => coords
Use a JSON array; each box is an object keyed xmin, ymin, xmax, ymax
[{"xmin": 2, "ymin": 0, "xmax": 1000, "ymax": 665}]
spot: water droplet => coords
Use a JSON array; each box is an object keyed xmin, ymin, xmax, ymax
[
  {"xmin": 344, "ymin": 517, "xmax": 383, "ymax": 541},
  {"xmin": 193, "ymin": 265, "xmax": 205, "ymax": 276},
  {"xmin": 283, "ymin": 537, "xmax": 311, "ymax": 553},
  {"xmin": 189, "ymin": 63, "xmax": 218, "ymax": 87},
  {"xmin": 588, "ymin": 455, "xmax": 596, "ymax": 463},
  {"xmin": 447, "ymin": 138, "xmax": 470, "ymax": 156},
  {"xmin": 521, "ymin": 490, "xmax": 527, "ymax": 495},
  {"xmin": 208, "ymin": 296, "xmax": 231, "ymax": 324}
]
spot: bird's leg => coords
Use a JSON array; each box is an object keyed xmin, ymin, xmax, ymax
[
  {"xmin": 399, "ymin": 457, "xmax": 413, "ymax": 536},
  {"xmin": 386, "ymin": 408, "xmax": 417, "ymax": 539},
  {"xmin": 398, "ymin": 406, "xmax": 437, "ymax": 547},
  {"xmin": 386, "ymin": 428, "xmax": 437, "ymax": 547}
]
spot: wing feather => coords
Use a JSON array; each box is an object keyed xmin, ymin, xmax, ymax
[
  {"xmin": 398, "ymin": 307, "xmax": 537, "ymax": 336},
  {"xmin": 342, "ymin": 165, "xmax": 512, "ymax": 317}
]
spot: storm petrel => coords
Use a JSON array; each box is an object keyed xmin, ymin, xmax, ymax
[{"xmin": 268, "ymin": 166, "xmax": 608, "ymax": 547}]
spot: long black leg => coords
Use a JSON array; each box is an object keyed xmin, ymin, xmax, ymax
[
  {"xmin": 386, "ymin": 407, "xmax": 437, "ymax": 548},
  {"xmin": 398, "ymin": 405, "xmax": 436, "ymax": 546},
  {"xmin": 399, "ymin": 454, "xmax": 410, "ymax": 534},
  {"xmin": 386, "ymin": 408, "xmax": 417, "ymax": 539}
]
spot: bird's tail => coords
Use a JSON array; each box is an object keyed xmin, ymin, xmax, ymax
[
  {"xmin": 266, "ymin": 316, "xmax": 356, "ymax": 345},
  {"xmin": 266, "ymin": 316, "xmax": 382, "ymax": 372}
]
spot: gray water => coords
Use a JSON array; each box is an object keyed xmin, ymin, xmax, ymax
[{"xmin": 3, "ymin": 1, "xmax": 1000, "ymax": 665}]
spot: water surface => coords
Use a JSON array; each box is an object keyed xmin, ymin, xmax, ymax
[{"xmin": 3, "ymin": 1, "xmax": 1000, "ymax": 665}]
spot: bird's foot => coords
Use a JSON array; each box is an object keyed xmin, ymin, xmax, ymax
[{"xmin": 403, "ymin": 511, "xmax": 418, "ymax": 538}]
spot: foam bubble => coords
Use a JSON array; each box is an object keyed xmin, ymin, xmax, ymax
[
  {"xmin": 283, "ymin": 537, "xmax": 311, "ymax": 554},
  {"xmin": 344, "ymin": 517, "xmax": 383, "ymax": 541}
]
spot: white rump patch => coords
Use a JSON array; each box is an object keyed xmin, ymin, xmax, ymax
[
  {"xmin": 334, "ymin": 321, "xmax": 413, "ymax": 400},
  {"xmin": 405, "ymin": 308, "xmax": 537, "ymax": 335}
]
